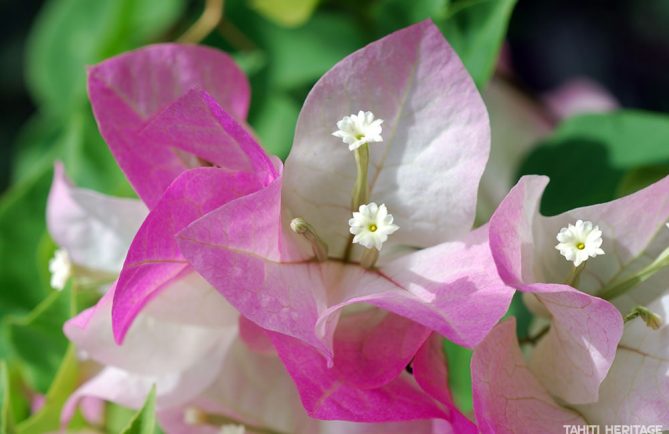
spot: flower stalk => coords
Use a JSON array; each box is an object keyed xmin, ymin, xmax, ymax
[
  {"xmin": 352, "ymin": 143, "xmax": 370, "ymax": 211},
  {"xmin": 598, "ymin": 245, "xmax": 669, "ymax": 300}
]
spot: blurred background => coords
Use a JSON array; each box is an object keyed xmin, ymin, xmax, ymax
[{"xmin": 1, "ymin": 0, "xmax": 668, "ymax": 430}]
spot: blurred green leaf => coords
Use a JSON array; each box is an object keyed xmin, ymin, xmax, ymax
[
  {"xmin": 518, "ymin": 138, "xmax": 624, "ymax": 216},
  {"xmin": 10, "ymin": 117, "xmax": 62, "ymax": 185},
  {"xmin": 504, "ymin": 293, "xmax": 533, "ymax": 340},
  {"xmin": 550, "ymin": 111, "xmax": 669, "ymax": 168},
  {"xmin": 440, "ymin": 0, "xmax": 517, "ymax": 89},
  {"xmin": 61, "ymin": 108, "xmax": 134, "ymax": 197},
  {"xmin": 231, "ymin": 50, "xmax": 268, "ymax": 77},
  {"xmin": 106, "ymin": 403, "xmax": 138, "ymax": 434},
  {"xmin": 370, "ymin": 0, "xmax": 516, "ymax": 89},
  {"xmin": 0, "ymin": 164, "xmax": 53, "ymax": 321},
  {"xmin": 120, "ymin": 386, "xmax": 158, "ymax": 434},
  {"xmin": 250, "ymin": 0, "xmax": 319, "ymax": 27},
  {"xmin": 250, "ymin": 92, "xmax": 300, "ymax": 159},
  {"xmin": 518, "ymin": 110, "xmax": 669, "ymax": 215},
  {"xmin": 7, "ymin": 286, "xmax": 72, "ymax": 394},
  {"xmin": 0, "ymin": 362, "xmax": 8, "ymax": 434},
  {"xmin": 617, "ymin": 163, "xmax": 669, "ymax": 197},
  {"xmin": 15, "ymin": 345, "xmax": 78, "ymax": 434},
  {"xmin": 258, "ymin": 11, "xmax": 365, "ymax": 89},
  {"xmin": 443, "ymin": 340, "xmax": 473, "ymax": 414},
  {"xmin": 370, "ymin": 0, "xmax": 450, "ymax": 35},
  {"xmin": 26, "ymin": 0, "xmax": 184, "ymax": 117}
]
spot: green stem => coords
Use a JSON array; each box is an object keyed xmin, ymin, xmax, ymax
[
  {"xmin": 360, "ymin": 248, "xmax": 379, "ymax": 269},
  {"xmin": 351, "ymin": 144, "xmax": 369, "ymax": 211},
  {"xmin": 565, "ymin": 263, "xmax": 586, "ymax": 287},
  {"xmin": 598, "ymin": 245, "xmax": 669, "ymax": 300},
  {"xmin": 623, "ymin": 306, "xmax": 663, "ymax": 330}
]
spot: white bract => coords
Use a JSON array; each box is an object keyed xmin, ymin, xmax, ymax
[
  {"xmin": 349, "ymin": 202, "xmax": 399, "ymax": 251},
  {"xmin": 49, "ymin": 248, "xmax": 72, "ymax": 290},
  {"xmin": 332, "ymin": 111, "xmax": 383, "ymax": 151},
  {"xmin": 555, "ymin": 219, "xmax": 605, "ymax": 267}
]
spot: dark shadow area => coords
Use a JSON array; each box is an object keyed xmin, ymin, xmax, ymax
[{"xmin": 508, "ymin": 0, "xmax": 669, "ymax": 112}]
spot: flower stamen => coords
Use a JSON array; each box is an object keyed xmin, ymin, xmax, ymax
[{"xmin": 290, "ymin": 218, "xmax": 329, "ymax": 262}]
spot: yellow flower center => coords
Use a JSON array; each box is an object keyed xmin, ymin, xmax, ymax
[
  {"xmin": 369, "ymin": 224, "xmax": 378, "ymax": 232},
  {"xmin": 576, "ymin": 242, "xmax": 585, "ymax": 250}
]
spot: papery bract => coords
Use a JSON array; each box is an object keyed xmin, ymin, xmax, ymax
[
  {"xmin": 87, "ymin": 45, "xmax": 278, "ymax": 343},
  {"xmin": 84, "ymin": 19, "xmax": 514, "ymax": 424},
  {"xmin": 88, "ymin": 44, "xmax": 252, "ymax": 208},
  {"xmin": 485, "ymin": 173, "xmax": 669, "ymax": 422},
  {"xmin": 175, "ymin": 20, "xmax": 513, "ymax": 387},
  {"xmin": 472, "ymin": 319, "xmax": 586, "ymax": 434}
]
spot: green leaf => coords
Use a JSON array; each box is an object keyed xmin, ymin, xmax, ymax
[
  {"xmin": 443, "ymin": 340, "xmax": 473, "ymax": 414},
  {"xmin": 249, "ymin": 0, "xmax": 319, "ymax": 27},
  {"xmin": 549, "ymin": 111, "xmax": 669, "ymax": 168},
  {"xmin": 6, "ymin": 287, "xmax": 73, "ymax": 394},
  {"xmin": 370, "ymin": 0, "xmax": 450, "ymax": 36},
  {"xmin": 106, "ymin": 403, "xmax": 138, "ymax": 434},
  {"xmin": 258, "ymin": 11, "xmax": 365, "ymax": 90},
  {"xmin": 369, "ymin": 0, "xmax": 516, "ymax": 89},
  {"xmin": 26, "ymin": 0, "xmax": 184, "ymax": 117},
  {"xmin": 440, "ymin": 0, "xmax": 518, "ymax": 89},
  {"xmin": 617, "ymin": 163, "xmax": 669, "ymax": 197},
  {"xmin": 0, "ymin": 362, "xmax": 8, "ymax": 434},
  {"xmin": 518, "ymin": 110, "xmax": 669, "ymax": 215},
  {"xmin": 504, "ymin": 292, "xmax": 533, "ymax": 340},
  {"xmin": 120, "ymin": 386, "xmax": 158, "ymax": 434},
  {"xmin": 0, "ymin": 164, "xmax": 53, "ymax": 322},
  {"xmin": 249, "ymin": 92, "xmax": 300, "ymax": 159},
  {"xmin": 15, "ymin": 345, "xmax": 78, "ymax": 434},
  {"xmin": 61, "ymin": 107, "xmax": 135, "ymax": 197}
]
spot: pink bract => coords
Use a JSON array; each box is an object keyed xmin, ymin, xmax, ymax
[
  {"xmin": 488, "ymin": 173, "xmax": 669, "ymax": 404},
  {"xmin": 87, "ymin": 19, "xmax": 514, "ymax": 421}
]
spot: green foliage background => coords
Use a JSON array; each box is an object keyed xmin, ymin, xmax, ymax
[{"xmin": 1, "ymin": 0, "xmax": 668, "ymax": 431}]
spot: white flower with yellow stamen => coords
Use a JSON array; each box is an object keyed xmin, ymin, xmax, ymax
[
  {"xmin": 332, "ymin": 111, "xmax": 383, "ymax": 151},
  {"xmin": 349, "ymin": 202, "xmax": 399, "ymax": 251},
  {"xmin": 555, "ymin": 220, "xmax": 604, "ymax": 267}
]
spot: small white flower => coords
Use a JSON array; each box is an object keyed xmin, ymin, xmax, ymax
[
  {"xmin": 219, "ymin": 425, "xmax": 245, "ymax": 434},
  {"xmin": 48, "ymin": 248, "xmax": 72, "ymax": 290},
  {"xmin": 555, "ymin": 220, "xmax": 605, "ymax": 267},
  {"xmin": 332, "ymin": 111, "xmax": 383, "ymax": 151},
  {"xmin": 349, "ymin": 202, "xmax": 399, "ymax": 251}
]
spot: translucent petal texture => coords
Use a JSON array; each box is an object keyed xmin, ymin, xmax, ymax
[
  {"xmin": 111, "ymin": 166, "xmax": 264, "ymax": 343},
  {"xmin": 47, "ymin": 162, "xmax": 147, "ymax": 273},
  {"xmin": 576, "ymin": 294, "xmax": 669, "ymax": 427},
  {"xmin": 63, "ymin": 276, "xmax": 237, "ymax": 422},
  {"xmin": 489, "ymin": 176, "xmax": 623, "ymax": 403},
  {"xmin": 491, "ymin": 174, "xmax": 669, "ymax": 403},
  {"xmin": 88, "ymin": 44, "xmax": 252, "ymax": 207},
  {"xmin": 65, "ymin": 276, "xmax": 236, "ymax": 377},
  {"xmin": 64, "ymin": 274, "xmax": 466, "ymax": 433},
  {"xmin": 270, "ymin": 331, "xmax": 446, "ymax": 423},
  {"xmin": 157, "ymin": 335, "xmax": 454, "ymax": 434},
  {"xmin": 178, "ymin": 178, "xmax": 513, "ymax": 364},
  {"xmin": 283, "ymin": 20, "xmax": 490, "ymax": 256},
  {"xmin": 471, "ymin": 319, "xmax": 586, "ymax": 434}
]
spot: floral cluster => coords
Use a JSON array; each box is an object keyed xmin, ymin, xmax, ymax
[{"xmin": 45, "ymin": 20, "xmax": 668, "ymax": 433}]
